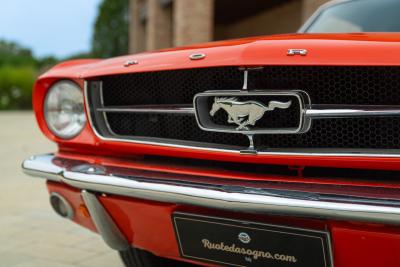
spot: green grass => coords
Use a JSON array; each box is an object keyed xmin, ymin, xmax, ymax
[{"xmin": 0, "ymin": 66, "xmax": 36, "ymax": 110}]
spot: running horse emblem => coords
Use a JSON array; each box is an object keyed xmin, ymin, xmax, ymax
[{"xmin": 209, "ymin": 97, "xmax": 292, "ymax": 131}]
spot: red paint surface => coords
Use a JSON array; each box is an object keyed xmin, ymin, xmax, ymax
[
  {"xmin": 32, "ymin": 33, "xmax": 400, "ymax": 171},
  {"xmin": 47, "ymin": 182, "xmax": 400, "ymax": 267},
  {"xmin": 41, "ymin": 33, "xmax": 400, "ymax": 80},
  {"xmin": 37, "ymin": 33, "xmax": 400, "ymax": 266}
]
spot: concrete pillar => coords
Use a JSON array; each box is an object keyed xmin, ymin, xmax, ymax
[
  {"xmin": 129, "ymin": 0, "xmax": 147, "ymax": 53},
  {"xmin": 147, "ymin": 0, "xmax": 173, "ymax": 50},
  {"xmin": 173, "ymin": 0, "xmax": 214, "ymax": 47},
  {"xmin": 302, "ymin": 0, "xmax": 330, "ymax": 22}
]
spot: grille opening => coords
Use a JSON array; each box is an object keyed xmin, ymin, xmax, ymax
[{"xmin": 89, "ymin": 66, "xmax": 400, "ymax": 151}]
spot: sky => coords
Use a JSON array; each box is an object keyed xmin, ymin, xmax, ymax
[{"xmin": 0, "ymin": 0, "xmax": 102, "ymax": 58}]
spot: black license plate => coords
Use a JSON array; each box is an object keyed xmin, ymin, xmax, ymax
[{"xmin": 173, "ymin": 213, "xmax": 332, "ymax": 267}]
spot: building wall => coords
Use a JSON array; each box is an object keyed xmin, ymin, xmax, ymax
[
  {"xmin": 129, "ymin": 0, "xmax": 330, "ymax": 54},
  {"xmin": 147, "ymin": 0, "xmax": 173, "ymax": 50},
  {"xmin": 129, "ymin": 0, "xmax": 147, "ymax": 53},
  {"xmin": 215, "ymin": 1, "xmax": 303, "ymax": 41},
  {"xmin": 173, "ymin": 0, "xmax": 214, "ymax": 47}
]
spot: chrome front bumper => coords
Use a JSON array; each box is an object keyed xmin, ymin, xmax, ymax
[{"xmin": 22, "ymin": 154, "xmax": 400, "ymax": 225}]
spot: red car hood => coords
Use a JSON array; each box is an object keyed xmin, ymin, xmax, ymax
[{"xmin": 42, "ymin": 33, "xmax": 400, "ymax": 79}]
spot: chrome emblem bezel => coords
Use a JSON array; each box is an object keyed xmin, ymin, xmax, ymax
[{"xmin": 193, "ymin": 90, "xmax": 311, "ymax": 135}]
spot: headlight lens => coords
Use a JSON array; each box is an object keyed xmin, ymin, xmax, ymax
[{"xmin": 44, "ymin": 80, "xmax": 86, "ymax": 139}]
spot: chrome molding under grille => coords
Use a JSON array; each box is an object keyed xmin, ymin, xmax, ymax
[{"xmin": 84, "ymin": 66, "xmax": 400, "ymax": 156}]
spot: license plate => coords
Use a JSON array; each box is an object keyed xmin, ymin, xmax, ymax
[{"xmin": 173, "ymin": 213, "xmax": 332, "ymax": 267}]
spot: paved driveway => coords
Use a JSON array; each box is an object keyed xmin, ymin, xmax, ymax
[{"xmin": 0, "ymin": 112, "xmax": 124, "ymax": 267}]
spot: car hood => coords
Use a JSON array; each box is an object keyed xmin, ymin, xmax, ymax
[{"xmin": 42, "ymin": 33, "xmax": 400, "ymax": 79}]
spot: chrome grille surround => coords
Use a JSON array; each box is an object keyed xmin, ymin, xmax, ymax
[{"xmin": 85, "ymin": 66, "xmax": 400, "ymax": 156}]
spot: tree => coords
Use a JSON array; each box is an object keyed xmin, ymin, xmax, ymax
[
  {"xmin": 0, "ymin": 41, "xmax": 36, "ymax": 109},
  {"xmin": 92, "ymin": 0, "xmax": 130, "ymax": 58},
  {"xmin": 0, "ymin": 40, "xmax": 36, "ymax": 67}
]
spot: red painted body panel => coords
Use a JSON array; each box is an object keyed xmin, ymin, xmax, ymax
[
  {"xmin": 47, "ymin": 181, "xmax": 400, "ymax": 267},
  {"xmin": 32, "ymin": 33, "xmax": 400, "ymax": 171},
  {"xmin": 34, "ymin": 32, "xmax": 400, "ymax": 266},
  {"xmin": 40, "ymin": 33, "xmax": 400, "ymax": 80}
]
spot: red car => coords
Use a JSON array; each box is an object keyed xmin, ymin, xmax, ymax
[{"xmin": 22, "ymin": 0, "xmax": 400, "ymax": 266}]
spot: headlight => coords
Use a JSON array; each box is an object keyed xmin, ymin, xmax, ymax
[{"xmin": 44, "ymin": 80, "xmax": 86, "ymax": 139}]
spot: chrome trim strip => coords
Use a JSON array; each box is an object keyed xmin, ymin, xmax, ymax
[
  {"xmin": 84, "ymin": 81, "xmax": 400, "ymax": 157},
  {"xmin": 242, "ymin": 69, "xmax": 248, "ymax": 90},
  {"xmin": 98, "ymin": 104, "xmax": 400, "ymax": 119},
  {"xmin": 22, "ymin": 154, "xmax": 400, "ymax": 225},
  {"xmin": 81, "ymin": 190, "xmax": 130, "ymax": 251},
  {"xmin": 307, "ymin": 105, "xmax": 400, "ymax": 118},
  {"xmin": 97, "ymin": 104, "xmax": 195, "ymax": 115}
]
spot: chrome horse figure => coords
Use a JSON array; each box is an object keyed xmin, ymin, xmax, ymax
[{"xmin": 209, "ymin": 97, "xmax": 292, "ymax": 130}]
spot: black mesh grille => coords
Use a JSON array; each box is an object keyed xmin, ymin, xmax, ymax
[
  {"xmin": 101, "ymin": 66, "xmax": 400, "ymax": 106},
  {"xmin": 106, "ymin": 113, "xmax": 400, "ymax": 149},
  {"xmin": 95, "ymin": 66, "xmax": 400, "ymax": 150},
  {"xmin": 102, "ymin": 67, "xmax": 243, "ymax": 106},
  {"xmin": 249, "ymin": 66, "xmax": 400, "ymax": 105},
  {"xmin": 106, "ymin": 113, "xmax": 248, "ymax": 146},
  {"xmin": 256, "ymin": 117, "xmax": 400, "ymax": 149}
]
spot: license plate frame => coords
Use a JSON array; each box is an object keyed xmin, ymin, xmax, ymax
[{"xmin": 173, "ymin": 213, "xmax": 333, "ymax": 267}]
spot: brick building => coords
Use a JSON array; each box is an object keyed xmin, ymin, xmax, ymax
[{"xmin": 129, "ymin": 0, "xmax": 330, "ymax": 53}]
